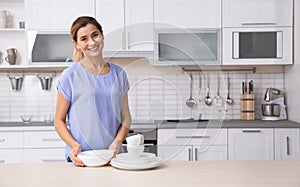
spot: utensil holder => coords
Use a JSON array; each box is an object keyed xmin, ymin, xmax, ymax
[{"xmin": 240, "ymin": 94, "xmax": 255, "ymax": 120}]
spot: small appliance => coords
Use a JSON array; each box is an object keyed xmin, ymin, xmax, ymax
[{"xmin": 261, "ymin": 88, "xmax": 287, "ymax": 121}]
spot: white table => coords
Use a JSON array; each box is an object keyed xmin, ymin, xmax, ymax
[{"xmin": 0, "ymin": 161, "xmax": 299, "ymax": 187}]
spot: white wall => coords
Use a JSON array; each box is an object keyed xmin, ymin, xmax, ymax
[{"xmin": 285, "ymin": 1, "xmax": 300, "ymax": 122}]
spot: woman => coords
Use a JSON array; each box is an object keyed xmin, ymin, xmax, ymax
[{"xmin": 54, "ymin": 16, "xmax": 131, "ymax": 167}]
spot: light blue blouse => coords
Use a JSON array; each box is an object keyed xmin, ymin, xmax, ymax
[{"xmin": 57, "ymin": 62, "xmax": 129, "ymax": 159}]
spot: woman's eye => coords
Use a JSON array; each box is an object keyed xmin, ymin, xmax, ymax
[{"xmin": 80, "ymin": 37, "xmax": 87, "ymax": 42}]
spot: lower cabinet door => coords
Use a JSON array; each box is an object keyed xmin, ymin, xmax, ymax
[
  {"xmin": 0, "ymin": 149, "xmax": 23, "ymax": 163},
  {"xmin": 158, "ymin": 145, "xmax": 192, "ymax": 161},
  {"xmin": 24, "ymin": 148, "xmax": 65, "ymax": 163},
  {"xmin": 194, "ymin": 146, "xmax": 227, "ymax": 161},
  {"xmin": 275, "ymin": 128, "xmax": 300, "ymax": 160}
]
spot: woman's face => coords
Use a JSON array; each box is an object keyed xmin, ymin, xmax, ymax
[{"xmin": 74, "ymin": 23, "xmax": 104, "ymax": 58}]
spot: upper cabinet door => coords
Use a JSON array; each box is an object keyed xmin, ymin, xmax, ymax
[
  {"xmin": 95, "ymin": 0, "xmax": 124, "ymax": 51},
  {"xmin": 154, "ymin": 0, "xmax": 221, "ymax": 28},
  {"xmin": 125, "ymin": 0, "xmax": 153, "ymax": 51},
  {"xmin": 223, "ymin": 0, "xmax": 293, "ymax": 27},
  {"xmin": 25, "ymin": 0, "xmax": 95, "ymax": 30}
]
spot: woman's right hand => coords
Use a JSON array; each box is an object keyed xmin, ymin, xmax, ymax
[{"xmin": 69, "ymin": 143, "xmax": 85, "ymax": 167}]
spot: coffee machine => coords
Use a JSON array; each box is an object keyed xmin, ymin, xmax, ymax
[{"xmin": 261, "ymin": 88, "xmax": 287, "ymax": 121}]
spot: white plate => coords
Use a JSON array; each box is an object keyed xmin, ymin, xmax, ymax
[
  {"xmin": 111, "ymin": 157, "xmax": 162, "ymax": 170},
  {"xmin": 116, "ymin": 152, "xmax": 156, "ymax": 165}
]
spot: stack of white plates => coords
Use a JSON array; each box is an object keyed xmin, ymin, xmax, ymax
[{"xmin": 111, "ymin": 152, "xmax": 162, "ymax": 170}]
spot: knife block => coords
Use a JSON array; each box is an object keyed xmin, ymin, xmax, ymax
[{"xmin": 240, "ymin": 94, "xmax": 255, "ymax": 120}]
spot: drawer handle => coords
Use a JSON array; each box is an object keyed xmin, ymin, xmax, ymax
[
  {"xmin": 176, "ymin": 136, "xmax": 211, "ymax": 139},
  {"xmin": 195, "ymin": 148, "xmax": 198, "ymax": 161},
  {"xmin": 0, "ymin": 139, "xmax": 5, "ymax": 143},
  {"xmin": 242, "ymin": 130, "xmax": 261, "ymax": 133},
  {"xmin": 286, "ymin": 136, "xmax": 290, "ymax": 156},
  {"xmin": 188, "ymin": 148, "xmax": 192, "ymax": 161},
  {"xmin": 241, "ymin": 22, "xmax": 276, "ymax": 26},
  {"xmin": 42, "ymin": 138, "xmax": 62, "ymax": 142},
  {"xmin": 41, "ymin": 159, "xmax": 65, "ymax": 162}
]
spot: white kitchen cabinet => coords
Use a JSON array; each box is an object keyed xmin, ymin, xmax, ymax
[
  {"xmin": 96, "ymin": 0, "xmax": 153, "ymax": 52},
  {"xmin": 158, "ymin": 128, "xmax": 228, "ymax": 161},
  {"xmin": 154, "ymin": 0, "xmax": 221, "ymax": 28},
  {"xmin": 0, "ymin": 131, "xmax": 24, "ymax": 163},
  {"xmin": 275, "ymin": 128, "xmax": 300, "ymax": 160},
  {"xmin": 223, "ymin": 0, "xmax": 293, "ymax": 27},
  {"xmin": 25, "ymin": 0, "xmax": 95, "ymax": 30},
  {"xmin": 23, "ymin": 131, "xmax": 66, "ymax": 163},
  {"xmin": 23, "ymin": 148, "xmax": 65, "ymax": 163},
  {"xmin": 228, "ymin": 128, "xmax": 274, "ymax": 160}
]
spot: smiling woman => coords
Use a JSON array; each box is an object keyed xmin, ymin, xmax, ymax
[{"xmin": 54, "ymin": 16, "xmax": 131, "ymax": 167}]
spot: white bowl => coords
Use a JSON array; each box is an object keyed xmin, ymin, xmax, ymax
[
  {"xmin": 77, "ymin": 149, "xmax": 114, "ymax": 167},
  {"xmin": 127, "ymin": 144, "xmax": 145, "ymax": 157},
  {"xmin": 126, "ymin": 134, "xmax": 144, "ymax": 145}
]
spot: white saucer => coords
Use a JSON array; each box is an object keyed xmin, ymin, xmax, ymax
[
  {"xmin": 111, "ymin": 157, "xmax": 162, "ymax": 170},
  {"xmin": 116, "ymin": 152, "xmax": 156, "ymax": 165}
]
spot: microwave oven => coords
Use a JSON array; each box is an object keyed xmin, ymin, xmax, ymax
[
  {"xmin": 223, "ymin": 27, "xmax": 293, "ymax": 65},
  {"xmin": 154, "ymin": 28, "xmax": 221, "ymax": 66}
]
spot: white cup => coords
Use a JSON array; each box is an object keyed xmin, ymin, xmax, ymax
[{"xmin": 126, "ymin": 134, "xmax": 144, "ymax": 145}]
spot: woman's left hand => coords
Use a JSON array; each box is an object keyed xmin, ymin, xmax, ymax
[{"xmin": 109, "ymin": 139, "xmax": 122, "ymax": 158}]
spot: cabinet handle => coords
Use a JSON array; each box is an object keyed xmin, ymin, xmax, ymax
[
  {"xmin": 42, "ymin": 138, "xmax": 61, "ymax": 142},
  {"xmin": 242, "ymin": 130, "xmax": 261, "ymax": 133},
  {"xmin": 127, "ymin": 32, "xmax": 130, "ymax": 49},
  {"xmin": 176, "ymin": 136, "xmax": 211, "ymax": 139},
  {"xmin": 286, "ymin": 136, "xmax": 290, "ymax": 156},
  {"xmin": 122, "ymin": 31, "xmax": 125, "ymax": 50},
  {"xmin": 188, "ymin": 148, "xmax": 192, "ymax": 161},
  {"xmin": 0, "ymin": 139, "xmax": 5, "ymax": 143},
  {"xmin": 41, "ymin": 159, "xmax": 65, "ymax": 162},
  {"xmin": 195, "ymin": 148, "xmax": 198, "ymax": 161},
  {"xmin": 0, "ymin": 160, "xmax": 5, "ymax": 163},
  {"xmin": 241, "ymin": 22, "xmax": 276, "ymax": 26}
]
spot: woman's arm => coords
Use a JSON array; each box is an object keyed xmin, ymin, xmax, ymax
[
  {"xmin": 54, "ymin": 91, "xmax": 84, "ymax": 166},
  {"xmin": 109, "ymin": 93, "xmax": 131, "ymax": 155}
]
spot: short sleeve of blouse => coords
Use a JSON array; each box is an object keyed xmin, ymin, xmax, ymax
[{"xmin": 56, "ymin": 63, "xmax": 78, "ymax": 102}]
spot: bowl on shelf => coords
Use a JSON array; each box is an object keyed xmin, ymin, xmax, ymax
[
  {"xmin": 20, "ymin": 115, "xmax": 33, "ymax": 124},
  {"xmin": 77, "ymin": 149, "xmax": 114, "ymax": 167}
]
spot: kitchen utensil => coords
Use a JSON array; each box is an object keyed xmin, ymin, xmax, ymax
[
  {"xmin": 77, "ymin": 149, "xmax": 114, "ymax": 167},
  {"xmin": 8, "ymin": 75, "xmax": 23, "ymax": 91},
  {"xmin": 5, "ymin": 54, "xmax": 17, "ymax": 65},
  {"xmin": 261, "ymin": 104, "xmax": 280, "ymax": 117},
  {"xmin": 198, "ymin": 72, "xmax": 203, "ymax": 103},
  {"xmin": 6, "ymin": 48, "xmax": 18, "ymax": 55},
  {"xmin": 186, "ymin": 72, "xmax": 197, "ymax": 108},
  {"xmin": 226, "ymin": 73, "xmax": 233, "ymax": 105},
  {"xmin": 126, "ymin": 134, "xmax": 144, "ymax": 145},
  {"xmin": 38, "ymin": 76, "xmax": 52, "ymax": 90},
  {"xmin": 0, "ymin": 10, "xmax": 10, "ymax": 28},
  {"xmin": 20, "ymin": 115, "xmax": 33, "ymax": 124},
  {"xmin": 204, "ymin": 74, "xmax": 212, "ymax": 106},
  {"xmin": 264, "ymin": 87, "xmax": 283, "ymax": 102},
  {"xmin": 213, "ymin": 73, "xmax": 223, "ymax": 107},
  {"xmin": 126, "ymin": 144, "xmax": 145, "ymax": 157}
]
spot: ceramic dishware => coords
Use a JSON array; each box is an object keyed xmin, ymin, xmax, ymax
[
  {"xmin": 77, "ymin": 149, "xmax": 114, "ymax": 167},
  {"xmin": 126, "ymin": 144, "xmax": 145, "ymax": 157},
  {"xmin": 0, "ymin": 10, "xmax": 10, "ymax": 28},
  {"xmin": 5, "ymin": 54, "xmax": 17, "ymax": 65},
  {"xmin": 126, "ymin": 134, "xmax": 144, "ymax": 145},
  {"xmin": 6, "ymin": 48, "xmax": 18, "ymax": 55}
]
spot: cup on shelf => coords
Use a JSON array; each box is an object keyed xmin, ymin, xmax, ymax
[
  {"xmin": 19, "ymin": 21, "xmax": 25, "ymax": 29},
  {"xmin": 6, "ymin": 48, "xmax": 18, "ymax": 55},
  {"xmin": 5, "ymin": 54, "xmax": 17, "ymax": 65}
]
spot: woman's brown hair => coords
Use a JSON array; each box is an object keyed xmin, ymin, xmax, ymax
[{"xmin": 70, "ymin": 16, "xmax": 103, "ymax": 62}]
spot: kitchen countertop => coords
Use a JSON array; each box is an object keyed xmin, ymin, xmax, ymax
[
  {"xmin": 0, "ymin": 120, "xmax": 299, "ymax": 131},
  {"xmin": 0, "ymin": 161, "xmax": 299, "ymax": 187}
]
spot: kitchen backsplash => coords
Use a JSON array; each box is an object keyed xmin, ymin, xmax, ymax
[{"xmin": 0, "ymin": 66, "xmax": 285, "ymax": 123}]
